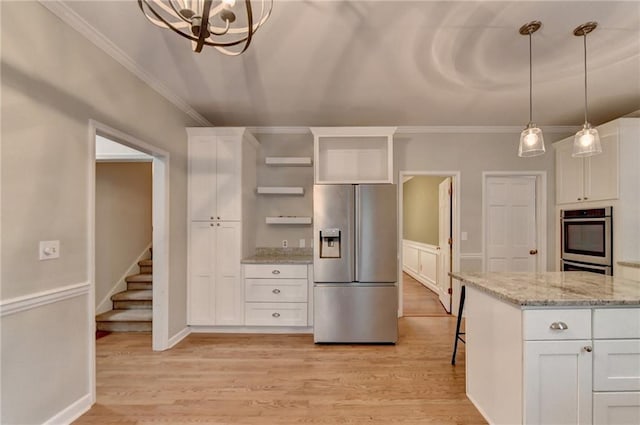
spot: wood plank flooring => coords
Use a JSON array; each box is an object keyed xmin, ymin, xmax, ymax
[
  {"xmin": 402, "ymin": 273, "xmax": 448, "ymax": 317},
  {"xmin": 75, "ymin": 317, "xmax": 485, "ymax": 424}
]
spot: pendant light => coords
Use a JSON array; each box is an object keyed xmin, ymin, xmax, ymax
[
  {"xmin": 518, "ymin": 21, "xmax": 545, "ymax": 157},
  {"xmin": 572, "ymin": 22, "xmax": 601, "ymax": 157}
]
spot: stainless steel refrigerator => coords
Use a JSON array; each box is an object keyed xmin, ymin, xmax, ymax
[{"xmin": 313, "ymin": 184, "xmax": 398, "ymax": 343}]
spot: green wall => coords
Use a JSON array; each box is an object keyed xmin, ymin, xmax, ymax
[{"xmin": 403, "ymin": 176, "xmax": 447, "ymax": 245}]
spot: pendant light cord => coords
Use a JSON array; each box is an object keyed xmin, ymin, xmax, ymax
[
  {"xmin": 583, "ymin": 33, "xmax": 588, "ymax": 125},
  {"xmin": 529, "ymin": 32, "xmax": 533, "ymax": 123}
]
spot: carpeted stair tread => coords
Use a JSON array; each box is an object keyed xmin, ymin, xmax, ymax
[
  {"xmin": 126, "ymin": 273, "xmax": 152, "ymax": 282},
  {"xmin": 111, "ymin": 290, "xmax": 152, "ymax": 301},
  {"xmin": 96, "ymin": 309, "xmax": 152, "ymax": 322}
]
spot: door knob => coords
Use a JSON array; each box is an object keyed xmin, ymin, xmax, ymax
[
  {"xmin": 583, "ymin": 346, "xmax": 593, "ymax": 353},
  {"xmin": 529, "ymin": 249, "xmax": 538, "ymax": 255}
]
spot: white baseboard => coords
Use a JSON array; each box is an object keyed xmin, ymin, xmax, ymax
[
  {"xmin": 403, "ymin": 267, "xmax": 439, "ymax": 295},
  {"xmin": 43, "ymin": 393, "xmax": 92, "ymax": 425},
  {"xmin": 167, "ymin": 327, "xmax": 191, "ymax": 349},
  {"xmin": 189, "ymin": 325, "xmax": 313, "ymax": 334},
  {"xmin": 96, "ymin": 243, "xmax": 151, "ymax": 314}
]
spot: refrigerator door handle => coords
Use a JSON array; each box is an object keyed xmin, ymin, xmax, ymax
[{"xmin": 354, "ymin": 185, "xmax": 360, "ymax": 281}]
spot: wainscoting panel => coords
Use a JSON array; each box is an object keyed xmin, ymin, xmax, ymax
[{"xmin": 402, "ymin": 240, "xmax": 439, "ymax": 294}]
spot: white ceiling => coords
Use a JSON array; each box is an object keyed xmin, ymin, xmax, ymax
[{"xmin": 58, "ymin": 1, "xmax": 639, "ymax": 127}]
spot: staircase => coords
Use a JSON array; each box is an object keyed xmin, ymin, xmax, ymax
[{"xmin": 96, "ymin": 259, "xmax": 153, "ymax": 332}]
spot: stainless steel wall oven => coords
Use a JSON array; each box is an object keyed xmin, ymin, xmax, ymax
[{"xmin": 561, "ymin": 207, "xmax": 612, "ymax": 274}]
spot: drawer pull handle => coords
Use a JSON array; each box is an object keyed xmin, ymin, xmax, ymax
[
  {"xmin": 272, "ymin": 312, "xmax": 280, "ymax": 318},
  {"xmin": 272, "ymin": 289, "xmax": 281, "ymax": 294},
  {"xmin": 272, "ymin": 270, "xmax": 281, "ymax": 275},
  {"xmin": 550, "ymin": 321, "xmax": 568, "ymax": 331},
  {"xmin": 583, "ymin": 346, "xmax": 593, "ymax": 353}
]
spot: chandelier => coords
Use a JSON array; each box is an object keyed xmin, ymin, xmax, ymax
[{"xmin": 138, "ymin": 0, "xmax": 273, "ymax": 55}]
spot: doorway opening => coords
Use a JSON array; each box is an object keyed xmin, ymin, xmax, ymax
[
  {"xmin": 88, "ymin": 119, "xmax": 171, "ymax": 401},
  {"xmin": 398, "ymin": 171, "xmax": 460, "ymax": 317}
]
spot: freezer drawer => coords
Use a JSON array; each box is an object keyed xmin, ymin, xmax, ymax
[{"xmin": 313, "ymin": 284, "xmax": 398, "ymax": 343}]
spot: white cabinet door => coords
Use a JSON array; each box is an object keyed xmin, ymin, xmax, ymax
[
  {"xmin": 189, "ymin": 137, "xmax": 217, "ymax": 221},
  {"xmin": 188, "ymin": 222, "xmax": 216, "ymax": 325},
  {"xmin": 215, "ymin": 136, "xmax": 242, "ymax": 221},
  {"xmin": 524, "ymin": 340, "xmax": 593, "ymax": 425},
  {"xmin": 593, "ymin": 340, "xmax": 640, "ymax": 392},
  {"xmin": 215, "ymin": 221, "xmax": 243, "ymax": 325},
  {"xmin": 556, "ymin": 140, "xmax": 585, "ymax": 205},
  {"xmin": 585, "ymin": 130, "xmax": 619, "ymax": 202},
  {"xmin": 593, "ymin": 392, "xmax": 640, "ymax": 425}
]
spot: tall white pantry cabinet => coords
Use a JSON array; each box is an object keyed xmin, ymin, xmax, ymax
[{"xmin": 187, "ymin": 128, "xmax": 258, "ymax": 326}]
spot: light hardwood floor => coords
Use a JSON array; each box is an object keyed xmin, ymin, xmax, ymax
[
  {"xmin": 76, "ymin": 317, "xmax": 485, "ymax": 424},
  {"xmin": 403, "ymin": 273, "xmax": 448, "ymax": 317}
]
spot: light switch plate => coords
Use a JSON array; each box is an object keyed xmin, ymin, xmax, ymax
[
  {"xmin": 299, "ymin": 239, "xmax": 306, "ymax": 248},
  {"xmin": 461, "ymin": 232, "xmax": 468, "ymax": 241},
  {"xmin": 39, "ymin": 240, "xmax": 60, "ymax": 260}
]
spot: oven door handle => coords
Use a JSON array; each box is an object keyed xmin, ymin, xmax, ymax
[
  {"xmin": 562, "ymin": 260, "xmax": 611, "ymax": 272},
  {"xmin": 561, "ymin": 217, "xmax": 611, "ymax": 223}
]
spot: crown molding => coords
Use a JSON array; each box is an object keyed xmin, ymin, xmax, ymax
[
  {"xmin": 396, "ymin": 125, "xmax": 580, "ymax": 134},
  {"xmin": 246, "ymin": 125, "xmax": 579, "ymax": 135},
  {"xmin": 247, "ymin": 127, "xmax": 312, "ymax": 135},
  {"xmin": 39, "ymin": 1, "xmax": 212, "ymax": 126}
]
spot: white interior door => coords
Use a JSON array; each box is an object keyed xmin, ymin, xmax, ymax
[
  {"xmin": 485, "ymin": 176, "xmax": 537, "ymax": 272},
  {"xmin": 437, "ymin": 177, "xmax": 452, "ymax": 312}
]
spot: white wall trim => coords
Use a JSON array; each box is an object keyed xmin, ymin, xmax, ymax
[
  {"xmin": 39, "ymin": 1, "xmax": 211, "ymax": 127},
  {"xmin": 96, "ymin": 153, "xmax": 153, "ymax": 162},
  {"xmin": 396, "ymin": 125, "xmax": 579, "ymax": 135},
  {"xmin": 42, "ymin": 393, "xmax": 93, "ymax": 425},
  {"xmin": 482, "ymin": 171, "xmax": 548, "ymax": 273},
  {"xmin": 402, "ymin": 240, "xmax": 439, "ymax": 294},
  {"xmin": 95, "ymin": 243, "xmax": 152, "ymax": 315},
  {"xmin": 167, "ymin": 327, "xmax": 191, "ymax": 349},
  {"xmin": 245, "ymin": 126, "xmax": 579, "ymax": 136},
  {"xmin": 0, "ymin": 282, "xmax": 90, "ymax": 317},
  {"xmin": 460, "ymin": 253, "xmax": 483, "ymax": 260},
  {"xmin": 403, "ymin": 239, "xmax": 439, "ymax": 252}
]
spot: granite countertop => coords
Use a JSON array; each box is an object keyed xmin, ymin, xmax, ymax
[
  {"xmin": 618, "ymin": 261, "xmax": 640, "ymax": 269},
  {"xmin": 449, "ymin": 271, "xmax": 640, "ymax": 307},
  {"xmin": 241, "ymin": 247, "xmax": 313, "ymax": 264}
]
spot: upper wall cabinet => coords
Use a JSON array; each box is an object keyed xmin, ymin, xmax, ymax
[
  {"xmin": 555, "ymin": 124, "xmax": 620, "ymax": 205},
  {"xmin": 310, "ymin": 127, "xmax": 396, "ymax": 184},
  {"xmin": 187, "ymin": 128, "xmax": 259, "ymax": 221}
]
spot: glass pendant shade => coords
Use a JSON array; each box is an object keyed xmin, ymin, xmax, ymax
[
  {"xmin": 572, "ymin": 124, "xmax": 602, "ymax": 157},
  {"xmin": 518, "ymin": 21, "xmax": 545, "ymax": 158},
  {"xmin": 519, "ymin": 124, "xmax": 545, "ymax": 157}
]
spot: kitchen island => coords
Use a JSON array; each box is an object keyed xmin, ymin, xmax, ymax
[{"xmin": 450, "ymin": 271, "xmax": 640, "ymax": 425}]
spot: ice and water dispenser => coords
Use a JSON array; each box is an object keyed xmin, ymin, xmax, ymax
[{"xmin": 319, "ymin": 228, "xmax": 341, "ymax": 258}]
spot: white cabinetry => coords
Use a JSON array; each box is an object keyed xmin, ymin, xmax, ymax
[
  {"xmin": 187, "ymin": 128, "xmax": 258, "ymax": 327},
  {"xmin": 310, "ymin": 127, "xmax": 395, "ymax": 183},
  {"xmin": 243, "ymin": 264, "xmax": 312, "ymax": 327},
  {"xmin": 188, "ymin": 221, "xmax": 243, "ymax": 325},
  {"xmin": 555, "ymin": 130, "xmax": 619, "ymax": 204},
  {"xmin": 523, "ymin": 309, "xmax": 593, "ymax": 425},
  {"xmin": 592, "ymin": 308, "xmax": 640, "ymax": 424}
]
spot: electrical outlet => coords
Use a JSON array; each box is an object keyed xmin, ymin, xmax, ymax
[
  {"xmin": 282, "ymin": 240, "xmax": 288, "ymax": 248},
  {"xmin": 299, "ymin": 238, "xmax": 305, "ymax": 248}
]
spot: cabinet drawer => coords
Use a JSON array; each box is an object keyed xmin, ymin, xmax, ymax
[
  {"xmin": 245, "ymin": 279, "xmax": 308, "ymax": 302},
  {"xmin": 594, "ymin": 309, "xmax": 640, "ymax": 339},
  {"xmin": 244, "ymin": 264, "xmax": 307, "ymax": 279},
  {"xmin": 594, "ymin": 340, "xmax": 640, "ymax": 391},
  {"xmin": 244, "ymin": 302, "xmax": 308, "ymax": 326},
  {"xmin": 593, "ymin": 392, "xmax": 640, "ymax": 425},
  {"xmin": 523, "ymin": 309, "xmax": 591, "ymax": 340}
]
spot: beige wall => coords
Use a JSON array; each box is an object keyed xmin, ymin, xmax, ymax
[
  {"xmin": 395, "ymin": 131, "xmax": 571, "ymax": 271},
  {"xmin": 403, "ymin": 176, "xmax": 446, "ymax": 245},
  {"xmin": 253, "ymin": 133, "xmax": 314, "ymax": 248},
  {"xmin": 95, "ymin": 162, "xmax": 152, "ymax": 309},
  {"xmin": 1, "ymin": 2, "xmax": 198, "ymax": 423}
]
